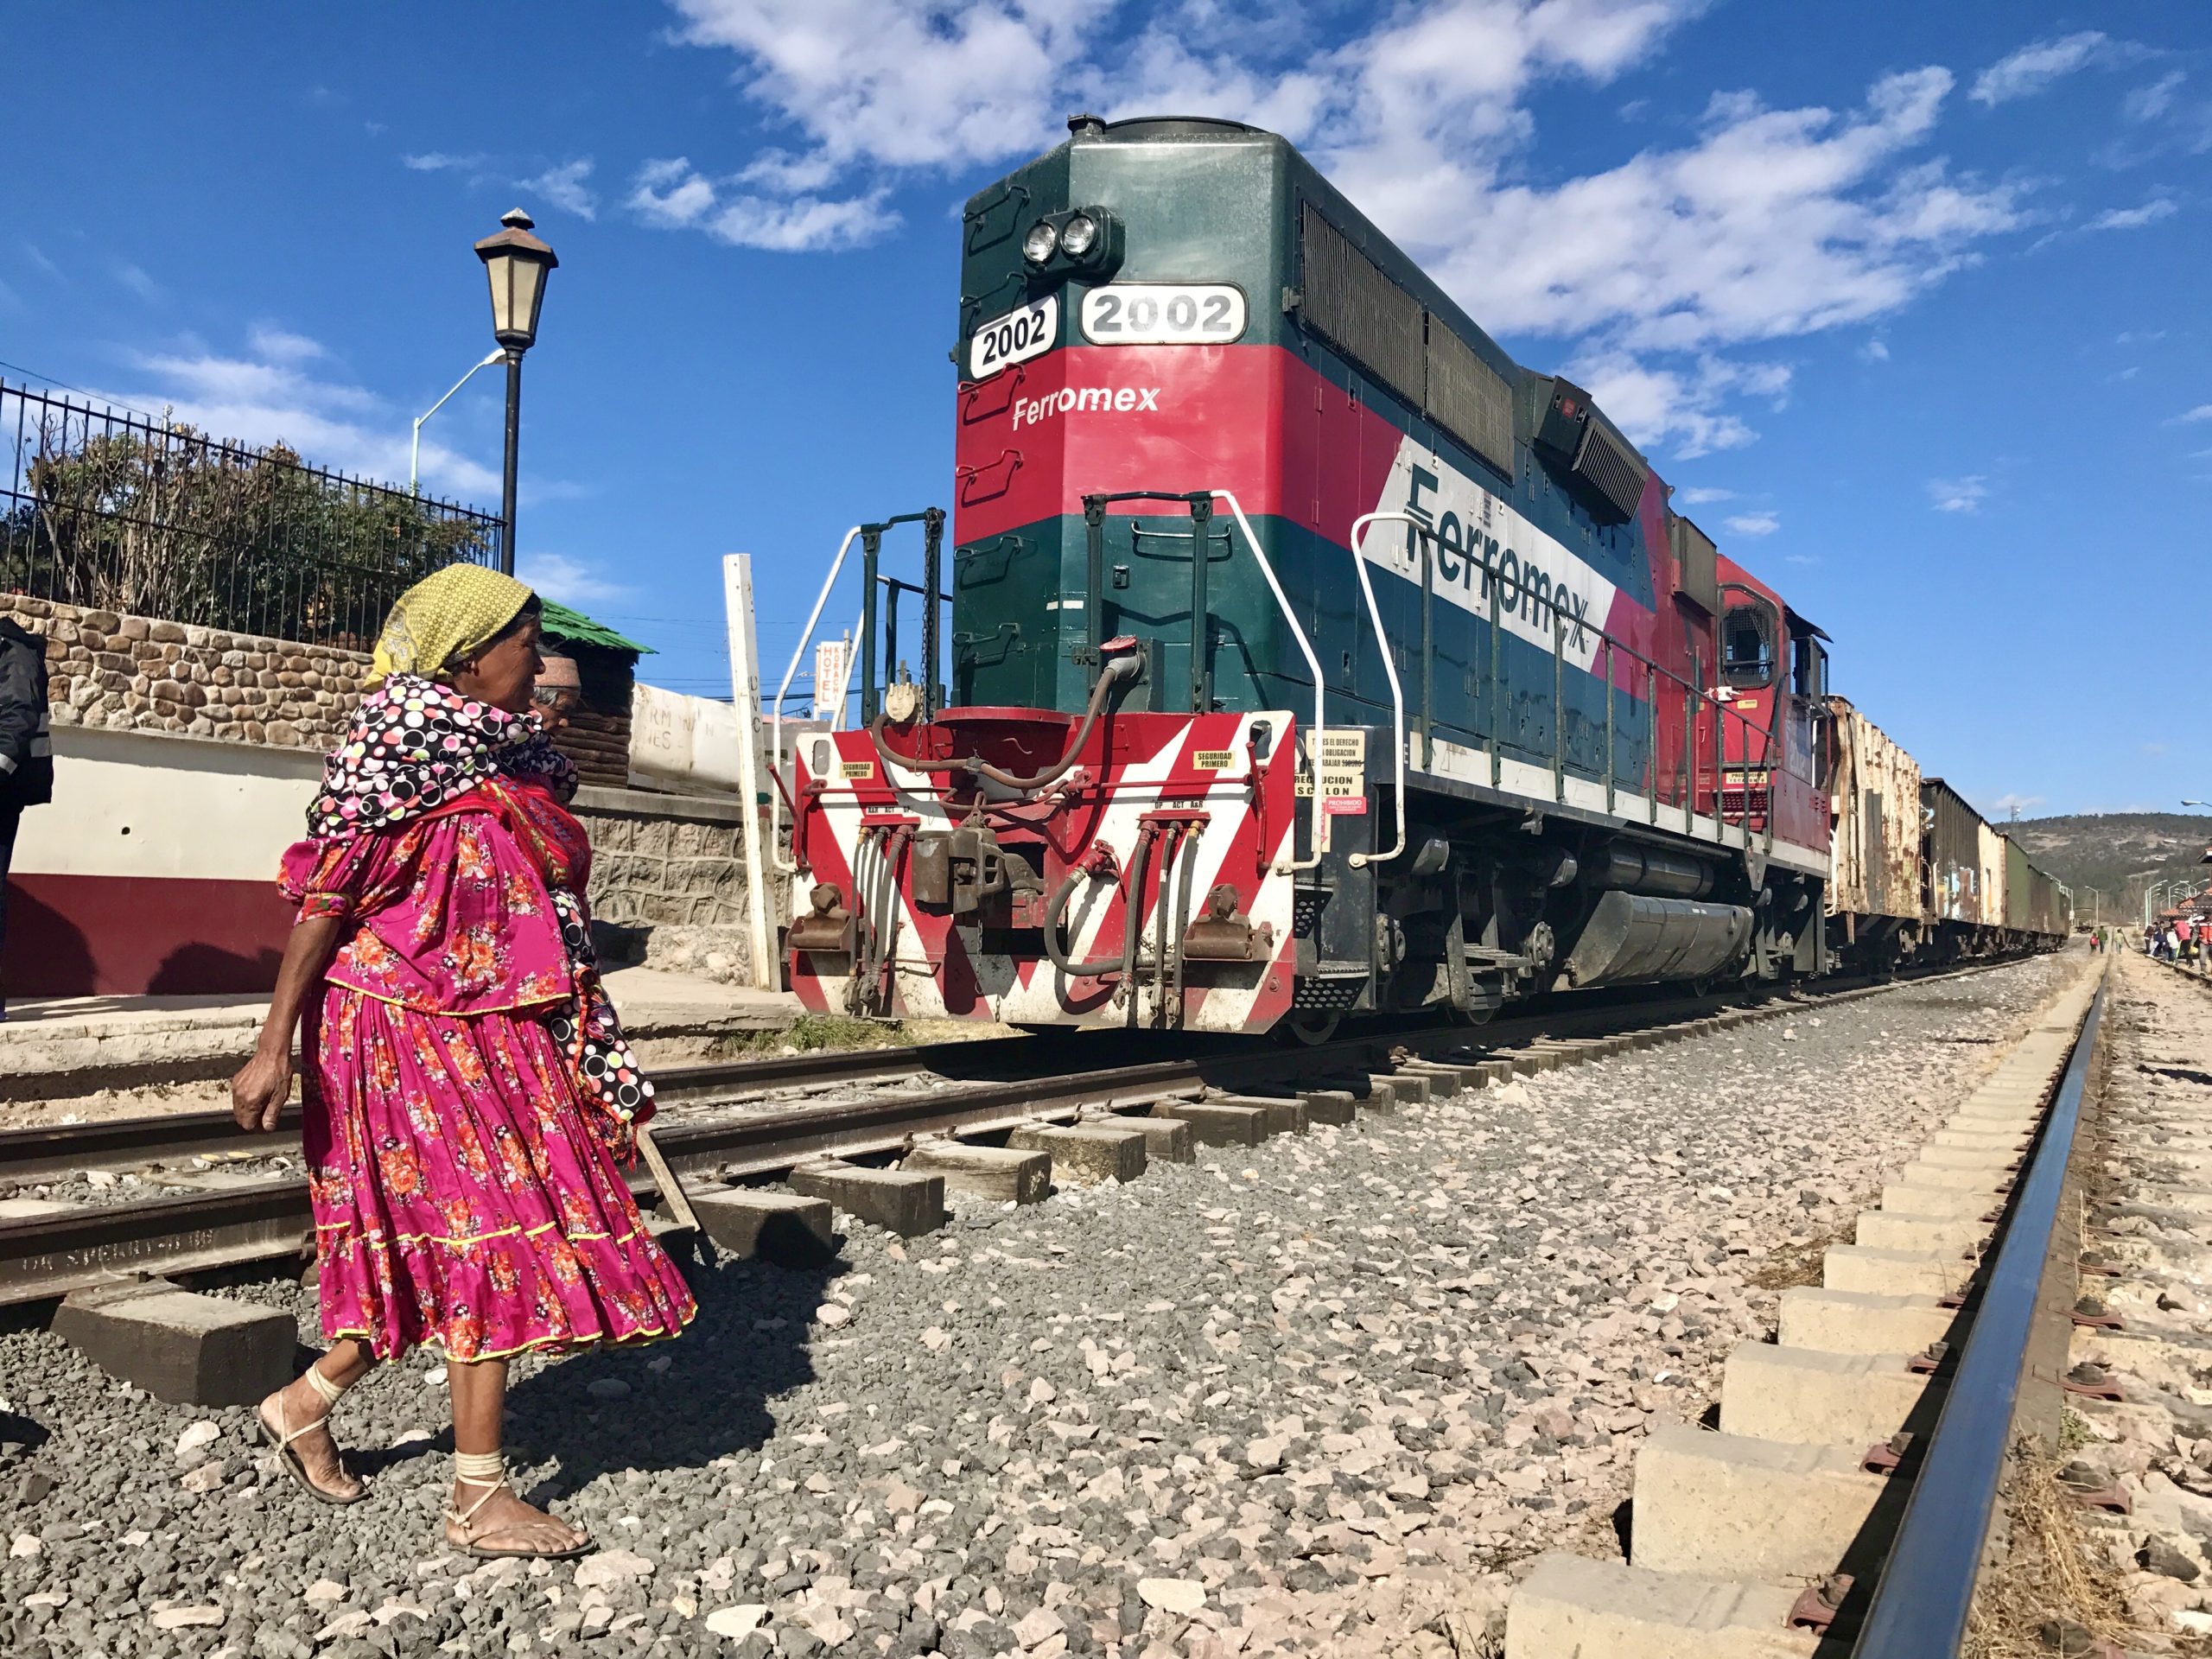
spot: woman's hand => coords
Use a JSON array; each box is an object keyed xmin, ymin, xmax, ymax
[
  {"xmin": 233, "ymin": 912, "xmax": 346, "ymax": 1131},
  {"xmin": 231, "ymin": 1043, "xmax": 294, "ymax": 1131}
]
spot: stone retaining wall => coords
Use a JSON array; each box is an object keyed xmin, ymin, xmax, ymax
[
  {"xmin": 0, "ymin": 592, "xmax": 369, "ymax": 749},
  {"xmin": 570, "ymin": 785, "xmax": 767, "ymax": 979}
]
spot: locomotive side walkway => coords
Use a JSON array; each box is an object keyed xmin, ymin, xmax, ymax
[{"xmin": 0, "ymin": 953, "xmax": 2075, "ymax": 1658}]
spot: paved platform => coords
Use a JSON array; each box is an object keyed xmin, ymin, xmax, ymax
[{"xmin": 1, "ymin": 966, "xmax": 801, "ymax": 1098}]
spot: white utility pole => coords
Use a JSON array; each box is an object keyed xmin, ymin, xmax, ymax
[{"xmin": 722, "ymin": 554, "xmax": 778, "ymax": 992}]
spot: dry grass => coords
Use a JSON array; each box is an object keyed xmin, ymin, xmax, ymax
[
  {"xmin": 1964, "ymin": 1435, "xmax": 2137, "ymax": 1659},
  {"xmin": 1744, "ymin": 1230, "xmax": 1847, "ymax": 1293},
  {"xmin": 710, "ymin": 1012, "xmax": 918, "ymax": 1058}
]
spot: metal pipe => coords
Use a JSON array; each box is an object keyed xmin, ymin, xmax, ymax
[
  {"xmin": 499, "ymin": 350, "xmax": 522, "ymax": 575},
  {"xmin": 1420, "ymin": 524, "xmax": 1433, "ymax": 772},
  {"xmin": 1850, "ymin": 976, "xmax": 2107, "ymax": 1656},
  {"xmin": 1084, "ymin": 495, "xmax": 1107, "ymax": 685},
  {"xmin": 410, "ymin": 349, "xmax": 505, "ymax": 495},
  {"xmin": 860, "ymin": 526, "xmax": 882, "ymax": 725},
  {"xmin": 1152, "ymin": 823, "xmax": 1180, "ymax": 1027},
  {"xmin": 1199, "ymin": 491, "xmax": 1325, "ymax": 872},
  {"xmin": 922, "ymin": 506, "xmax": 944, "ymax": 718},
  {"xmin": 1188, "ymin": 497, "xmax": 1213, "ymax": 712},
  {"xmin": 1552, "ymin": 607, "xmax": 1565, "ymax": 802},
  {"xmin": 868, "ymin": 647, "xmax": 1139, "ymax": 792},
  {"xmin": 1344, "ymin": 511, "xmax": 1415, "ymax": 869},
  {"xmin": 1166, "ymin": 823, "xmax": 1198, "ymax": 1031},
  {"xmin": 770, "ymin": 526, "xmax": 866, "ymax": 874},
  {"xmin": 1488, "ymin": 562, "xmax": 1502, "ymax": 789}
]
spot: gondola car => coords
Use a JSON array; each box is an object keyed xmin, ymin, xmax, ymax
[{"xmin": 777, "ymin": 114, "xmax": 2061, "ymax": 1034}]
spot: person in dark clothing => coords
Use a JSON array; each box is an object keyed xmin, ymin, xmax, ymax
[{"xmin": 0, "ymin": 614, "xmax": 53, "ymax": 1020}]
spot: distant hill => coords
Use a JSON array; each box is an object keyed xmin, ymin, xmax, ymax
[{"xmin": 2005, "ymin": 812, "xmax": 2212, "ymax": 921}]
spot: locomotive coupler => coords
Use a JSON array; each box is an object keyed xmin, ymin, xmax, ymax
[
  {"xmin": 788, "ymin": 881, "xmax": 855, "ymax": 955},
  {"xmin": 1181, "ymin": 883, "xmax": 1275, "ymax": 963},
  {"xmin": 910, "ymin": 823, "xmax": 1039, "ymax": 916}
]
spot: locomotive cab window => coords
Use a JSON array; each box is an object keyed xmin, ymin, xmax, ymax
[
  {"xmin": 1792, "ymin": 633, "xmax": 1826, "ymax": 700},
  {"xmin": 1721, "ymin": 606, "xmax": 1773, "ymax": 689}
]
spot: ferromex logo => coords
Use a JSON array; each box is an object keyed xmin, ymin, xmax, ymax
[
  {"xmin": 1011, "ymin": 386, "xmax": 1161, "ymax": 429},
  {"xmin": 1369, "ymin": 440, "xmax": 1619, "ymax": 670}
]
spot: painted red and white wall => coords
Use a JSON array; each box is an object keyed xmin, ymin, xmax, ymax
[{"xmin": 7, "ymin": 725, "xmax": 315, "ymax": 998}]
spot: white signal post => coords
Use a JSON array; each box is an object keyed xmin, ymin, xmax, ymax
[{"xmin": 722, "ymin": 554, "xmax": 777, "ymax": 991}]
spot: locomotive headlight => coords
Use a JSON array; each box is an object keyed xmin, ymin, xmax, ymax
[
  {"xmin": 1022, "ymin": 221, "xmax": 1061, "ymax": 265},
  {"xmin": 1058, "ymin": 213, "xmax": 1098, "ymax": 257}
]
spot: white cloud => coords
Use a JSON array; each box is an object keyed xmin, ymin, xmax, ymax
[
  {"xmin": 114, "ymin": 263, "xmax": 162, "ymax": 302},
  {"xmin": 667, "ymin": 0, "xmax": 1114, "ymax": 177},
  {"xmin": 652, "ymin": 3, "xmax": 2033, "ymax": 454},
  {"xmin": 1991, "ymin": 791, "xmax": 2044, "ymax": 817},
  {"xmin": 522, "ymin": 159, "xmax": 598, "ymax": 220},
  {"xmin": 1928, "ymin": 474, "xmax": 1989, "ymax": 513},
  {"xmin": 1723, "ymin": 511, "xmax": 1779, "ymax": 537},
  {"xmin": 518, "ymin": 551, "xmax": 632, "ymax": 608},
  {"xmin": 2179, "ymin": 405, "xmax": 2212, "ymax": 423},
  {"xmin": 1859, "ymin": 337, "xmax": 1891, "ymax": 362},
  {"xmin": 247, "ymin": 326, "xmax": 327, "ymax": 365},
  {"xmin": 404, "ymin": 151, "xmax": 486, "ymax": 172},
  {"xmin": 629, "ymin": 157, "xmax": 893, "ymax": 250},
  {"xmin": 1565, "ymin": 350, "xmax": 1790, "ymax": 457},
  {"xmin": 2125, "ymin": 71, "xmax": 2187, "ymax": 124},
  {"xmin": 99, "ymin": 332, "xmax": 501, "ymax": 500},
  {"xmin": 1969, "ymin": 32, "xmax": 2107, "ymax": 107},
  {"xmin": 1675, "ymin": 486, "xmax": 1735, "ymax": 505},
  {"xmin": 1783, "ymin": 553, "xmax": 1820, "ymax": 564},
  {"xmin": 2084, "ymin": 197, "xmax": 2178, "ymax": 232}
]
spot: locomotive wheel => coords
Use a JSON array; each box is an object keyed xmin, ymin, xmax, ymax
[{"xmin": 1282, "ymin": 1011, "xmax": 1341, "ymax": 1046}]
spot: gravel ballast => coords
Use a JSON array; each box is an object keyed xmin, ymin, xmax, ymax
[{"xmin": 0, "ymin": 954, "xmax": 2075, "ymax": 1658}]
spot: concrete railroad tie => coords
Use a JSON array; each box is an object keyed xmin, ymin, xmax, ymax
[{"xmin": 1505, "ymin": 964, "xmax": 2103, "ymax": 1657}]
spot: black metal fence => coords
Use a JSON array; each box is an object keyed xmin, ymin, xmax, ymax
[{"xmin": 0, "ymin": 378, "xmax": 500, "ymax": 649}]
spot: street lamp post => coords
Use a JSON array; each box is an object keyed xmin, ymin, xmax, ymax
[
  {"xmin": 473, "ymin": 207, "xmax": 557, "ymax": 575},
  {"xmin": 410, "ymin": 349, "xmax": 505, "ymax": 495}
]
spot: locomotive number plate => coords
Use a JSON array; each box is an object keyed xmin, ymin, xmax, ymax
[
  {"xmin": 1080, "ymin": 283, "xmax": 1246, "ymax": 346},
  {"xmin": 968, "ymin": 294, "xmax": 1059, "ymax": 380}
]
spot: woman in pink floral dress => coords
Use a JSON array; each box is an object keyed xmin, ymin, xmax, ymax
[{"xmin": 232, "ymin": 566, "xmax": 694, "ymax": 1560}]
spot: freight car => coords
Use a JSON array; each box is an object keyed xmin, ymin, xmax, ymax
[
  {"xmin": 1822, "ymin": 699, "xmax": 1923, "ymax": 971},
  {"xmin": 775, "ymin": 115, "xmax": 2060, "ymax": 1034}
]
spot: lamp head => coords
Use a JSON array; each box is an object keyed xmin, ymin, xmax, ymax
[{"xmin": 474, "ymin": 207, "xmax": 558, "ymax": 351}]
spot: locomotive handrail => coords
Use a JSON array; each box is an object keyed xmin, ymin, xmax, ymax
[
  {"xmin": 1345, "ymin": 511, "xmax": 1416, "ymax": 868},
  {"xmin": 1077, "ymin": 487, "xmax": 1326, "ymax": 874},
  {"xmin": 1209, "ymin": 489, "xmax": 1327, "ymax": 874},
  {"xmin": 770, "ymin": 524, "xmax": 866, "ymax": 874}
]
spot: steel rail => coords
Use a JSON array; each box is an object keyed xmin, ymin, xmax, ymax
[
  {"xmin": 1848, "ymin": 970, "xmax": 2108, "ymax": 1656},
  {"xmin": 0, "ymin": 1030, "xmax": 1102, "ymax": 1184},
  {"xmin": 0, "ymin": 954, "xmax": 2043, "ymax": 1308},
  {"xmin": 0, "ymin": 956, "xmax": 2000, "ymax": 1185}
]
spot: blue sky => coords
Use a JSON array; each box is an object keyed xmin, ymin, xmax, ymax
[{"xmin": 4, "ymin": 3, "xmax": 2207, "ymax": 817}]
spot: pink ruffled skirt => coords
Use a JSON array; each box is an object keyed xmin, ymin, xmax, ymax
[{"xmin": 302, "ymin": 987, "xmax": 696, "ymax": 1362}]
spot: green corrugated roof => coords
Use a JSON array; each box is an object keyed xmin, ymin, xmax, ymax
[{"xmin": 538, "ymin": 598, "xmax": 652, "ymax": 657}]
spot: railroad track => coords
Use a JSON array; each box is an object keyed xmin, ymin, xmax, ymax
[
  {"xmin": 1504, "ymin": 952, "xmax": 2110, "ymax": 1655},
  {"xmin": 0, "ymin": 957, "xmax": 2031, "ymax": 1311}
]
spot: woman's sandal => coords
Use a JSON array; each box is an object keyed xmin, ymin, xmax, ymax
[
  {"xmin": 257, "ymin": 1382, "xmax": 367, "ymax": 1506},
  {"xmin": 446, "ymin": 1475, "xmax": 594, "ymax": 1562}
]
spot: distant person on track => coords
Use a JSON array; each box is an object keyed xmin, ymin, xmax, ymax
[
  {"xmin": 229, "ymin": 565, "xmax": 691, "ymax": 1560},
  {"xmin": 0, "ymin": 612, "xmax": 52, "ymax": 1021}
]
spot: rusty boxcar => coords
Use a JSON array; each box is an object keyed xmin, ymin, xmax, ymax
[{"xmin": 1823, "ymin": 698, "xmax": 1923, "ymax": 969}]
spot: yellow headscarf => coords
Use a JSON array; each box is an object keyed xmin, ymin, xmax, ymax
[{"xmin": 371, "ymin": 564, "xmax": 536, "ymax": 686}]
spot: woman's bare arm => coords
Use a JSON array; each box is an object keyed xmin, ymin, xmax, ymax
[{"xmin": 230, "ymin": 914, "xmax": 345, "ymax": 1131}]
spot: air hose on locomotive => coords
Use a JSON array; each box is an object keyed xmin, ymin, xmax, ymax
[{"xmin": 866, "ymin": 642, "xmax": 1143, "ymax": 795}]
